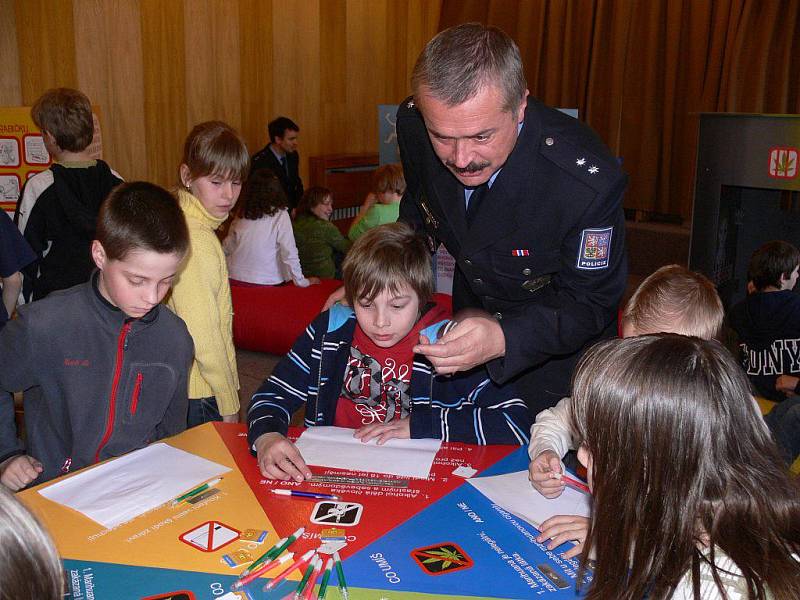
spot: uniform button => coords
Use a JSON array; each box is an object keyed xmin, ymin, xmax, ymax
[
  {"xmin": 522, "ymin": 267, "xmax": 531, "ymax": 276},
  {"xmin": 473, "ymin": 278, "xmax": 483, "ymax": 285},
  {"xmin": 464, "ymin": 259, "xmax": 472, "ymax": 266},
  {"xmin": 545, "ymin": 137, "xmax": 554, "ymax": 146},
  {"xmin": 494, "ymin": 312, "xmax": 503, "ymax": 320}
]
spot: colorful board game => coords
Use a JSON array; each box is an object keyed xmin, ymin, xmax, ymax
[{"xmin": 19, "ymin": 423, "xmax": 590, "ymax": 600}]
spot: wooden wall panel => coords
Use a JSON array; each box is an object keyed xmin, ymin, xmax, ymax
[
  {"xmin": 73, "ymin": 0, "xmax": 147, "ymax": 180},
  {"xmin": 271, "ymin": 1, "xmax": 321, "ymax": 182},
  {"xmin": 140, "ymin": 0, "xmax": 187, "ymax": 188},
  {"xmin": 3, "ymin": 0, "xmax": 442, "ymax": 187},
  {"xmin": 239, "ymin": 0, "xmax": 273, "ymax": 157},
  {"xmin": 184, "ymin": 0, "xmax": 242, "ymax": 131},
  {"xmin": 15, "ymin": 0, "xmax": 78, "ymax": 103},
  {"xmin": 0, "ymin": 0, "xmax": 22, "ymax": 106}
]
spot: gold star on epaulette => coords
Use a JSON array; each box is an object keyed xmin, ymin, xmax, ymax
[
  {"xmin": 588, "ymin": 165, "xmax": 599, "ymax": 174},
  {"xmin": 407, "ymin": 100, "xmax": 415, "ymax": 109}
]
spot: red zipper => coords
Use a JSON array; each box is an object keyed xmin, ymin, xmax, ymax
[
  {"xmin": 130, "ymin": 372, "xmax": 143, "ymax": 415},
  {"xmin": 94, "ymin": 322, "xmax": 132, "ymax": 463}
]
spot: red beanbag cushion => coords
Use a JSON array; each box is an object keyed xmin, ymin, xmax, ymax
[
  {"xmin": 231, "ymin": 280, "xmax": 453, "ymax": 356},
  {"xmin": 231, "ymin": 279, "xmax": 344, "ymax": 354}
]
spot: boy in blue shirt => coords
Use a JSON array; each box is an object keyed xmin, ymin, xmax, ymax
[{"xmin": 248, "ymin": 222, "xmax": 532, "ymax": 482}]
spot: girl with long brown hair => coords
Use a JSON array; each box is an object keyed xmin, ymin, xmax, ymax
[{"xmin": 570, "ymin": 334, "xmax": 800, "ymax": 600}]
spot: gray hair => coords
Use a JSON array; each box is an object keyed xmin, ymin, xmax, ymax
[{"xmin": 411, "ymin": 23, "xmax": 527, "ymax": 112}]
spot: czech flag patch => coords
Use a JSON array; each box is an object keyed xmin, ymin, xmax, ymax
[
  {"xmin": 576, "ymin": 227, "xmax": 613, "ymax": 270},
  {"xmin": 512, "ymin": 249, "xmax": 530, "ymax": 256}
]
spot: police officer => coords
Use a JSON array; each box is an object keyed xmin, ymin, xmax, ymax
[{"xmin": 400, "ymin": 23, "xmax": 628, "ymax": 414}]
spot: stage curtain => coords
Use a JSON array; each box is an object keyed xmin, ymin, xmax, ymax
[{"xmin": 438, "ymin": 0, "xmax": 800, "ymax": 221}]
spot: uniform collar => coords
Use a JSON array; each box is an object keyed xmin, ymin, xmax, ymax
[{"xmin": 177, "ymin": 188, "xmax": 226, "ymax": 230}]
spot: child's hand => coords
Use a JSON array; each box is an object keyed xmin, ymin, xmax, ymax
[
  {"xmin": 0, "ymin": 455, "xmax": 43, "ymax": 490},
  {"xmin": 361, "ymin": 192, "xmax": 378, "ymax": 211},
  {"xmin": 254, "ymin": 433, "xmax": 312, "ymax": 482},
  {"xmin": 536, "ymin": 514, "xmax": 590, "ymax": 559},
  {"xmin": 306, "ymin": 277, "xmax": 321, "ymax": 286},
  {"xmin": 529, "ymin": 450, "xmax": 566, "ymax": 498},
  {"xmin": 354, "ymin": 418, "xmax": 411, "ymax": 445},
  {"xmin": 776, "ymin": 374, "xmax": 799, "ymax": 396}
]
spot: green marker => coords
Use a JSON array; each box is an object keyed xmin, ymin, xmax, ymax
[
  {"xmin": 334, "ymin": 551, "xmax": 349, "ymax": 600},
  {"xmin": 293, "ymin": 556, "xmax": 318, "ymax": 599},
  {"xmin": 318, "ymin": 558, "xmax": 334, "ymax": 599},
  {"xmin": 171, "ymin": 477, "xmax": 222, "ymax": 505},
  {"xmin": 245, "ymin": 525, "xmax": 305, "ymax": 576}
]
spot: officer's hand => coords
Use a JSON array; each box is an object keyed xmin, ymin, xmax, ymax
[
  {"xmin": 322, "ymin": 286, "xmax": 347, "ymax": 311},
  {"xmin": 354, "ymin": 418, "xmax": 411, "ymax": 445},
  {"xmin": 254, "ymin": 432, "xmax": 312, "ymax": 482},
  {"xmin": 413, "ymin": 315, "xmax": 505, "ymax": 375},
  {"xmin": 0, "ymin": 455, "xmax": 43, "ymax": 491},
  {"xmin": 529, "ymin": 450, "xmax": 566, "ymax": 498}
]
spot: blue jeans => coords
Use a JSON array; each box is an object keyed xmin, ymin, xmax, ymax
[{"xmin": 187, "ymin": 396, "xmax": 222, "ymax": 428}]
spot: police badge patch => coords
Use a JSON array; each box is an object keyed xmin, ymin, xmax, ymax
[{"xmin": 576, "ymin": 227, "xmax": 613, "ymax": 270}]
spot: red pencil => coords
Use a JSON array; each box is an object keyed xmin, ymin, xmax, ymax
[{"xmin": 560, "ymin": 473, "xmax": 590, "ymax": 494}]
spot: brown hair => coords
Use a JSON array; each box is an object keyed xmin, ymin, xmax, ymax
[
  {"xmin": 570, "ymin": 334, "xmax": 800, "ymax": 600},
  {"xmin": 239, "ymin": 169, "xmax": 287, "ymax": 220},
  {"xmin": 371, "ymin": 163, "xmax": 406, "ymax": 196},
  {"xmin": 0, "ymin": 485, "xmax": 64, "ymax": 600},
  {"xmin": 296, "ymin": 186, "xmax": 332, "ymax": 218},
  {"xmin": 343, "ymin": 222, "xmax": 433, "ymax": 307},
  {"xmin": 96, "ymin": 181, "xmax": 189, "ymax": 261},
  {"xmin": 411, "ymin": 23, "xmax": 527, "ymax": 112},
  {"xmin": 181, "ymin": 121, "xmax": 249, "ymax": 183},
  {"xmin": 31, "ymin": 88, "xmax": 94, "ymax": 153},
  {"xmin": 623, "ymin": 264, "xmax": 723, "ymax": 340},
  {"xmin": 748, "ymin": 240, "xmax": 800, "ymax": 291}
]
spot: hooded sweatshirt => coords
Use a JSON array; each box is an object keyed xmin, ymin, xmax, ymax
[
  {"xmin": 20, "ymin": 160, "xmax": 122, "ymax": 300},
  {"xmin": 729, "ymin": 290, "xmax": 800, "ymax": 401}
]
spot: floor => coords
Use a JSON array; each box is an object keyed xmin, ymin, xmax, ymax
[{"xmin": 236, "ymin": 348, "xmax": 280, "ymax": 422}]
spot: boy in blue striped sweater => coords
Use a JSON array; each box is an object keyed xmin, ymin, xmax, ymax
[{"xmin": 247, "ymin": 222, "xmax": 532, "ymax": 481}]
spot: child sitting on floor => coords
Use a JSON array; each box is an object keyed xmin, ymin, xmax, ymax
[
  {"xmin": 348, "ymin": 163, "xmax": 405, "ymax": 241},
  {"xmin": 224, "ymin": 169, "xmax": 319, "ymax": 287},
  {"xmin": 292, "ymin": 187, "xmax": 351, "ymax": 279},
  {"xmin": 248, "ymin": 222, "xmax": 532, "ymax": 482},
  {"xmin": 0, "ymin": 182, "xmax": 193, "ymax": 489}
]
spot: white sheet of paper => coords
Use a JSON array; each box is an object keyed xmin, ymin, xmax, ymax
[
  {"xmin": 468, "ymin": 469, "xmax": 591, "ymax": 530},
  {"xmin": 38, "ymin": 443, "xmax": 230, "ymax": 529},
  {"xmin": 294, "ymin": 426, "xmax": 441, "ymax": 479}
]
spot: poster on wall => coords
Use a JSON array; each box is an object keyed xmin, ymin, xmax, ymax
[{"xmin": 0, "ymin": 107, "xmax": 104, "ymax": 216}]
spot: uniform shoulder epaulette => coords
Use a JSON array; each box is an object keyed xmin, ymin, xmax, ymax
[
  {"xmin": 396, "ymin": 96, "xmax": 418, "ymax": 120},
  {"xmin": 538, "ymin": 125, "xmax": 623, "ymax": 193}
]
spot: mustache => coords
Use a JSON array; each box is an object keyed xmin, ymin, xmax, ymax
[{"xmin": 445, "ymin": 160, "xmax": 491, "ymax": 174}]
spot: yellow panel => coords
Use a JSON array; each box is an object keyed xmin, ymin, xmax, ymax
[
  {"xmin": 0, "ymin": 0, "xmax": 22, "ymax": 106},
  {"xmin": 184, "ymin": 0, "xmax": 242, "ymax": 131},
  {"xmin": 140, "ymin": 0, "xmax": 187, "ymax": 187},
  {"xmin": 239, "ymin": 0, "xmax": 273, "ymax": 156},
  {"xmin": 15, "ymin": 0, "xmax": 78, "ymax": 103},
  {"xmin": 73, "ymin": 0, "xmax": 147, "ymax": 181}
]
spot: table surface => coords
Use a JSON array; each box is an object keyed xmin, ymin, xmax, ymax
[{"xmin": 19, "ymin": 423, "xmax": 590, "ymax": 600}]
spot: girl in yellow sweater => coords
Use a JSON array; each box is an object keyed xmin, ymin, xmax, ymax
[{"xmin": 169, "ymin": 121, "xmax": 249, "ymax": 426}]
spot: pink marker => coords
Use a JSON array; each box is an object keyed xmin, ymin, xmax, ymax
[{"xmin": 263, "ymin": 549, "xmax": 316, "ymax": 592}]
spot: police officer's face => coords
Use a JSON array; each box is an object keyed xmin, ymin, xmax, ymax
[{"xmin": 417, "ymin": 84, "xmax": 528, "ymax": 186}]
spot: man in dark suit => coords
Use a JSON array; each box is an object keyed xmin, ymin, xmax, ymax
[
  {"xmin": 398, "ymin": 23, "xmax": 628, "ymax": 415},
  {"xmin": 251, "ymin": 116, "xmax": 303, "ymax": 210}
]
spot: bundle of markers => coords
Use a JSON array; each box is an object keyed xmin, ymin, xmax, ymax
[{"xmin": 230, "ymin": 526, "xmax": 349, "ymax": 599}]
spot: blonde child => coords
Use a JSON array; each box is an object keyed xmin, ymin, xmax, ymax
[
  {"xmin": 170, "ymin": 121, "xmax": 249, "ymax": 426},
  {"xmin": 347, "ymin": 163, "xmax": 405, "ymax": 241},
  {"xmin": 529, "ymin": 265, "xmax": 723, "ymax": 557}
]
